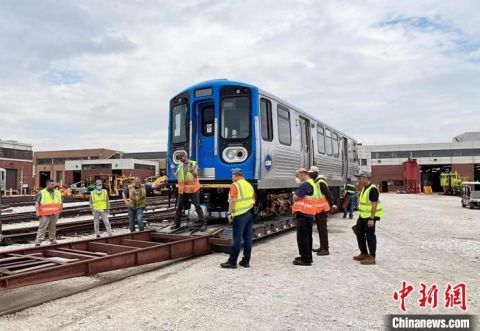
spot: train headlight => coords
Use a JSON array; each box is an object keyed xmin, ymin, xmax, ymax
[{"xmin": 222, "ymin": 147, "xmax": 248, "ymax": 163}]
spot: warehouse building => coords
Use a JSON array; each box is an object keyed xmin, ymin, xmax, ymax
[
  {"xmin": 358, "ymin": 132, "xmax": 480, "ymax": 192},
  {"xmin": 34, "ymin": 149, "xmax": 165, "ymax": 189},
  {"xmin": 0, "ymin": 139, "xmax": 34, "ymax": 193}
]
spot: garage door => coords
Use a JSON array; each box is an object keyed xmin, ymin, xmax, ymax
[{"xmin": 6, "ymin": 169, "xmax": 18, "ymax": 191}]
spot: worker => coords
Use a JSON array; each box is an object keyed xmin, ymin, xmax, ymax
[
  {"xmin": 353, "ymin": 170, "xmax": 383, "ymax": 265},
  {"xmin": 343, "ymin": 177, "xmax": 356, "ymax": 219},
  {"xmin": 122, "ymin": 177, "xmax": 147, "ymax": 232},
  {"xmin": 292, "ymin": 168, "xmax": 319, "ymax": 266},
  {"xmin": 220, "ymin": 168, "xmax": 255, "ymax": 269},
  {"xmin": 90, "ymin": 179, "xmax": 112, "ymax": 238},
  {"xmin": 170, "ymin": 152, "xmax": 206, "ymax": 230},
  {"xmin": 308, "ymin": 166, "xmax": 334, "ymax": 256},
  {"xmin": 34, "ymin": 179, "xmax": 63, "ymax": 246}
]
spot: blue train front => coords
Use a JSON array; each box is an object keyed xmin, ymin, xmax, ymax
[{"xmin": 167, "ymin": 80, "xmax": 260, "ymax": 217}]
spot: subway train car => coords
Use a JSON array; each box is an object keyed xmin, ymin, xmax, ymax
[{"xmin": 167, "ymin": 79, "xmax": 359, "ymax": 219}]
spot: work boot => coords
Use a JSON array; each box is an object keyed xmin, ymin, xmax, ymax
[
  {"xmin": 239, "ymin": 260, "xmax": 250, "ymax": 268},
  {"xmin": 343, "ymin": 214, "xmax": 347, "ymax": 219},
  {"xmin": 349, "ymin": 215, "xmax": 353, "ymax": 219},
  {"xmin": 293, "ymin": 259, "xmax": 312, "ymax": 266},
  {"xmin": 220, "ymin": 262, "xmax": 237, "ymax": 269},
  {"xmin": 317, "ymin": 249, "xmax": 330, "ymax": 256},
  {"xmin": 171, "ymin": 224, "xmax": 181, "ymax": 230},
  {"xmin": 360, "ymin": 255, "xmax": 376, "ymax": 265},
  {"xmin": 34, "ymin": 243, "xmax": 40, "ymax": 247},
  {"xmin": 200, "ymin": 222, "xmax": 207, "ymax": 232},
  {"xmin": 50, "ymin": 241, "xmax": 57, "ymax": 245},
  {"xmin": 312, "ymin": 247, "xmax": 322, "ymax": 253},
  {"xmin": 96, "ymin": 235, "xmax": 101, "ymax": 238},
  {"xmin": 353, "ymin": 253, "xmax": 369, "ymax": 261}
]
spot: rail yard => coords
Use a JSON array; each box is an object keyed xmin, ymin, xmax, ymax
[{"xmin": 0, "ymin": 193, "xmax": 478, "ymax": 330}]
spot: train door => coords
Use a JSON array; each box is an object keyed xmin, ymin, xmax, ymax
[
  {"xmin": 342, "ymin": 137, "xmax": 348, "ymax": 178},
  {"xmin": 195, "ymin": 101, "xmax": 216, "ymax": 179},
  {"xmin": 298, "ymin": 117, "xmax": 311, "ymax": 169}
]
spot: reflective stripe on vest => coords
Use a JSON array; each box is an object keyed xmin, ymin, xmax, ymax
[
  {"xmin": 359, "ymin": 184, "xmax": 383, "ymax": 218},
  {"xmin": 177, "ymin": 160, "xmax": 200, "ymax": 194},
  {"xmin": 230, "ymin": 179, "xmax": 255, "ymax": 217},
  {"xmin": 344, "ymin": 184, "xmax": 356, "ymax": 194},
  {"xmin": 38, "ymin": 189, "xmax": 62, "ymax": 216},
  {"xmin": 292, "ymin": 179, "xmax": 319, "ymax": 216},
  {"xmin": 315, "ymin": 178, "xmax": 331, "ymax": 213},
  {"xmin": 129, "ymin": 185, "xmax": 146, "ymax": 209},
  {"xmin": 91, "ymin": 189, "xmax": 108, "ymax": 210}
]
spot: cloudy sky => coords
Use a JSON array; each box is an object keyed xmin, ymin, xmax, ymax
[{"xmin": 1, "ymin": 0, "xmax": 479, "ymax": 152}]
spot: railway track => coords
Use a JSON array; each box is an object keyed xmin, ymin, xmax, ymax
[
  {"xmin": 0, "ymin": 197, "xmax": 173, "ymax": 224},
  {"xmin": 1, "ymin": 208, "xmax": 177, "ymax": 244}
]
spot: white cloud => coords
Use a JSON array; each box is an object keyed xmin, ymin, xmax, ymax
[{"xmin": 0, "ymin": 0, "xmax": 479, "ymax": 151}]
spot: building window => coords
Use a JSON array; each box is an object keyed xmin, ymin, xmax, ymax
[
  {"xmin": 277, "ymin": 105, "xmax": 291, "ymax": 146},
  {"xmin": 361, "ymin": 159, "xmax": 367, "ymax": 166},
  {"xmin": 37, "ymin": 158, "xmax": 53, "ymax": 165},
  {"xmin": 201, "ymin": 106, "xmax": 215, "ymax": 136},
  {"xmin": 0, "ymin": 147, "xmax": 33, "ymax": 160},
  {"xmin": 317, "ymin": 126, "xmax": 325, "ymax": 154},
  {"xmin": 393, "ymin": 180, "xmax": 404, "ymax": 187},
  {"xmin": 134, "ymin": 164, "xmax": 155, "ymax": 171},
  {"xmin": 82, "ymin": 164, "xmax": 112, "ymax": 170},
  {"xmin": 260, "ymin": 98, "xmax": 273, "ymax": 141}
]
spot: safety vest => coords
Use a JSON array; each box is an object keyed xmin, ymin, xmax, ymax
[
  {"xmin": 292, "ymin": 179, "xmax": 320, "ymax": 216},
  {"xmin": 38, "ymin": 189, "xmax": 62, "ymax": 216},
  {"xmin": 344, "ymin": 183, "xmax": 356, "ymax": 194},
  {"xmin": 129, "ymin": 185, "xmax": 146, "ymax": 209},
  {"xmin": 229, "ymin": 179, "xmax": 255, "ymax": 217},
  {"xmin": 359, "ymin": 184, "xmax": 383, "ymax": 218},
  {"xmin": 91, "ymin": 189, "xmax": 108, "ymax": 211},
  {"xmin": 177, "ymin": 160, "xmax": 201, "ymax": 194},
  {"xmin": 315, "ymin": 178, "xmax": 331, "ymax": 213}
]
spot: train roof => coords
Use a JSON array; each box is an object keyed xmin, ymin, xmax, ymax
[{"xmin": 178, "ymin": 79, "xmax": 358, "ymax": 142}]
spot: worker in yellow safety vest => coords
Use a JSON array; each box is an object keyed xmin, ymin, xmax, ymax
[
  {"xmin": 90, "ymin": 180, "xmax": 112, "ymax": 238},
  {"xmin": 170, "ymin": 152, "xmax": 205, "ymax": 230},
  {"xmin": 221, "ymin": 168, "xmax": 255, "ymax": 269},
  {"xmin": 34, "ymin": 179, "xmax": 63, "ymax": 246},
  {"xmin": 353, "ymin": 170, "xmax": 383, "ymax": 265},
  {"xmin": 122, "ymin": 177, "xmax": 147, "ymax": 232},
  {"xmin": 291, "ymin": 168, "xmax": 320, "ymax": 266}
]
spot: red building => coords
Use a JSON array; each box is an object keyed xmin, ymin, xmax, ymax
[{"xmin": 0, "ymin": 140, "xmax": 34, "ymax": 194}]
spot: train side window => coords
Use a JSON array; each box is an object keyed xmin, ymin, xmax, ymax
[
  {"xmin": 325, "ymin": 128, "xmax": 333, "ymax": 156},
  {"xmin": 332, "ymin": 132, "xmax": 339, "ymax": 158},
  {"xmin": 317, "ymin": 126, "xmax": 325, "ymax": 154},
  {"xmin": 277, "ymin": 105, "xmax": 291, "ymax": 146},
  {"xmin": 201, "ymin": 106, "xmax": 214, "ymax": 136},
  {"xmin": 260, "ymin": 98, "xmax": 273, "ymax": 141}
]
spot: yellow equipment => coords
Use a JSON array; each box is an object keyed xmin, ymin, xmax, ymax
[{"xmin": 440, "ymin": 172, "xmax": 468, "ymax": 195}]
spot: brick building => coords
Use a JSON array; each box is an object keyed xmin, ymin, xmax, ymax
[
  {"xmin": 34, "ymin": 149, "xmax": 117, "ymax": 189},
  {"xmin": 0, "ymin": 140, "xmax": 34, "ymax": 193},
  {"xmin": 34, "ymin": 149, "xmax": 165, "ymax": 189},
  {"xmin": 358, "ymin": 132, "xmax": 480, "ymax": 192}
]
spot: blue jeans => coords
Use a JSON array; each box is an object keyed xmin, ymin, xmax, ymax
[
  {"xmin": 128, "ymin": 208, "xmax": 145, "ymax": 232},
  {"xmin": 344, "ymin": 194, "xmax": 355, "ymax": 217},
  {"xmin": 228, "ymin": 211, "xmax": 254, "ymax": 264}
]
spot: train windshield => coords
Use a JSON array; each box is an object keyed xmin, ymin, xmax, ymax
[
  {"xmin": 221, "ymin": 97, "xmax": 249, "ymax": 139},
  {"xmin": 171, "ymin": 104, "xmax": 188, "ymax": 144}
]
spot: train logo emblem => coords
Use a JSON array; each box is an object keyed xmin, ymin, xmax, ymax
[{"xmin": 265, "ymin": 155, "xmax": 272, "ymax": 171}]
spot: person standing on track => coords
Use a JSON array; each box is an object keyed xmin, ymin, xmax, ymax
[
  {"xmin": 34, "ymin": 179, "xmax": 63, "ymax": 246},
  {"xmin": 122, "ymin": 177, "xmax": 147, "ymax": 232},
  {"xmin": 308, "ymin": 166, "xmax": 334, "ymax": 256},
  {"xmin": 170, "ymin": 152, "xmax": 206, "ymax": 231},
  {"xmin": 90, "ymin": 179, "xmax": 112, "ymax": 238},
  {"xmin": 292, "ymin": 168, "xmax": 320, "ymax": 266},
  {"xmin": 220, "ymin": 168, "xmax": 255, "ymax": 269},
  {"xmin": 353, "ymin": 170, "xmax": 383, "ymax": 265}
]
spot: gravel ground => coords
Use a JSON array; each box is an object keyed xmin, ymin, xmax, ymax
[{"xmin": 0, "ymin": 194, "xmax": 479, "ymax": 331}]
